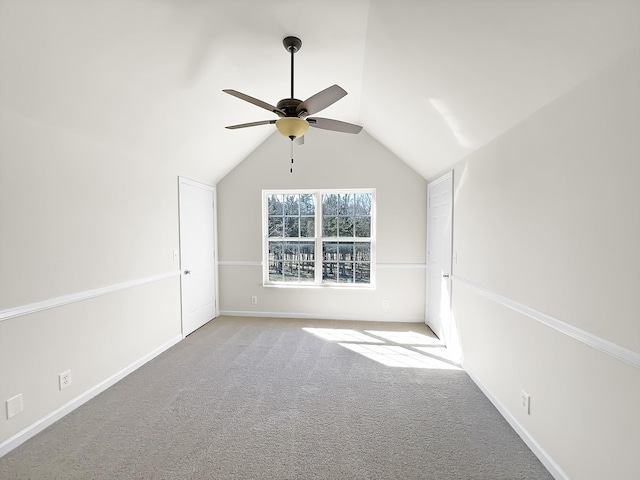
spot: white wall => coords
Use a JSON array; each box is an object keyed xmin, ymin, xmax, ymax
[
  {"xmin": 0, "ymin": 110, "xmax": 185, "ymax": 453},
  {"xmin": 217, "ymin": 129, "xmax": 427, "ymax": 321},
  {"xmin": 0, "ymin": 2, "xmax": 227, "ymax": 453},
  {"xmin": 450, "ymin": 50, "xmax": 640, "ymax": 479}
]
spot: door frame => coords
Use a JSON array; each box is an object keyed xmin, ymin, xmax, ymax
[
  {"xmin": 178, "ymin": 176, "xmax": 219, "ymax": 337},
  {"xmin": 426, "ymin": 170, "xmax": 454, "ymax": 344}
]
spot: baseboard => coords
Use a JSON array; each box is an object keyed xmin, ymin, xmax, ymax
[
  {"xmin": 220, "ymin": 310, "xmax": 424, "ymax": 323},
  {"xmin": 0, "ymin": 334, "xmax": 182, "ymax": 458},
  {"xmin": 464, "ymin": 365, "xmax": 569, "ymax": 480}
]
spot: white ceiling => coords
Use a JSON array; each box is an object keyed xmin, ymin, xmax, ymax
[{"xmin": 1, "ymin": 0, "xmax": 639, "ymax": 182}]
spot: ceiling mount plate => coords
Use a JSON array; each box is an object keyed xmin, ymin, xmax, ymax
[{"xmin": 283, "ymin": 36, "xmax": 302, "ymax": 53}]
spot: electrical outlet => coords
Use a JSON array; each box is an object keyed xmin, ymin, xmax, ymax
[
  {"xmin": 382, "ymin": 300, "xmax": 389, "ymax": 309},
  {"xmin": 6, "ymin": 394, "xmax": 23, "ymax": 419},
  {"xmin": 59, "ymin": 370, "xmax": 72, "ymax": 391},
  {"xmin": 520, "ymin": 390, "xmax": 530, "ymax": 415},
  {"xmin": 251, "ymin": 296, "xmax": 258, "ymax": 305}
]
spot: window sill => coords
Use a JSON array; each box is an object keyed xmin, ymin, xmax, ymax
[{"xmin": 263, "ymin": 283, "xmax": 375, "ymax": 290}]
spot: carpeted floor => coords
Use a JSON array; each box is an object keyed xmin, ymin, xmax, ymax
[{"xmin": 0, "ymin": 316, "xmax": 552, "ymax": 479}]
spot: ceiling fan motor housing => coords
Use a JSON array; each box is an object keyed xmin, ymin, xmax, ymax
[{"xmin": 277, "ymin": 98, "xmax": 305, "ymax": 117}]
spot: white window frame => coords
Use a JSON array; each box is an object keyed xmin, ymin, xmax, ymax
[{"xmin": 262, "ymin": 188, "xmax": 376, "ymax": 288}]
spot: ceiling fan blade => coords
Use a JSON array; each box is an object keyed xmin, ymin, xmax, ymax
[
  {"xmin": 223, "ymin": 89, "xmax": 286, "ymax": 117},
  {"xmin": 225, "ymin": 120, "xmax": 276, "ymax": 130},
  {"xmin": 307, "ymin": 117, "xmax": 362, "ymax": 134},
  {"xmin": 296, "ymin": 85, "xmax": 347, "ymax": 116}
]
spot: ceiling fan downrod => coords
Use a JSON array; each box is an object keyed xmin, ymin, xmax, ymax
[{"xmin": 283, "ymin": 36, "xmax": 302, "ymax": 100}]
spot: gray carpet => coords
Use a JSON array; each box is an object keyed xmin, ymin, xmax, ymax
[{"xmin": 0, "ymin": 316, "xmax": 552, "ymax": 479}]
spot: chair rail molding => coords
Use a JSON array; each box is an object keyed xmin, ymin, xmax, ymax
[
  {"xmin": 453, "ymin": 276, "xmax": 640, "ymax": 370},
  {"xmin": 0, "ymin": 271, "xmax": 181, "ymax": 322}
]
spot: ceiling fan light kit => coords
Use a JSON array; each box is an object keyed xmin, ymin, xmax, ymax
[
  {"xmin": 223, "ymin": 36, "xmax": 362, "ymax": 141},
  {"xmin": 275, "ymin": 117, "xmax": 309, "ymax": 139}
]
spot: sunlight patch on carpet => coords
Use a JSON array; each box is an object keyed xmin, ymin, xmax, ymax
[
  {"xmin": 415, "ymin": 346, "xmax": 458, "ymax": 364},
  {"xmin": 338, "ymin": 343, "xmax": 461, "ymax": 370},
  {"xmin": 303, "ymin": 328, "xmax": 384, "ymax": 343},
  {"xmin": 303, "ymin": 327, "xmax": 460, "ymax": 370},
  {"xmin": 365, "ymin": 330, "xmax": 442, "ymax": 346}
]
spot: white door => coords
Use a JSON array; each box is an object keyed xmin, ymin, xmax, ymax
[
  {"xmin": 426, "ymin": 172, "xmax": 453, "ymax": 344},
  {"xmin": 178, "ymin": 177, "xmax": 218, "ymax": 337}
]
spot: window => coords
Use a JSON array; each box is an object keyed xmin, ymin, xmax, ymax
[{"xmin": 264, "ymin": 189, "xmax": 375, "ymax": 286}]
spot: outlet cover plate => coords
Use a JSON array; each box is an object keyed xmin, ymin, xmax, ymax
[
  {"xmin": 6, "ymin": 394, "xmax": 23, "ymax": 419},
  {"xmin": 520, "ymin": 390, "xmax": 530, "ymax": 415},
  {"xmin": 59, "ymin": 370, "xmax": 72, "ymax": 391}
]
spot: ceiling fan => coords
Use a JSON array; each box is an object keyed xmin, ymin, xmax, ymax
[{"xmin": 223, "ymin": 36, "xmax": 362, "ymax": 141}]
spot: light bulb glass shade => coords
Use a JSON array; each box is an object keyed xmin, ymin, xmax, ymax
[{"xmin": 275, "ymin": 117, "xmax": 309, "ymax": 139}]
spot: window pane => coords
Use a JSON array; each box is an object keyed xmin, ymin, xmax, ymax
[
  {"xmin": 282, "ymin": 244, "xmax": 298, "ymax": 281},
  {"xmin": 355, "ymin": 217, "xmax": 371, "ymax": 237},
  {"xmin": 299, "ymin": 194, "xmax": 315, "ymax": 215},
  {"xmin": 323, "ymin": 242, "xmax": 337, "ymax": 261},
  {"xmin": 268, "ymin": 194, "xmax": 284, "ymax": 215},
  {"xmin": 284, "ymin": 194, "xmax": 299, "ymax": 215},
  {"xmin": 322, "ymin": 262, "xmax": 337, "ymax": 283},
  {"xmin": 268, "ymin": 216, "xmax": 283, "ymax": 237},
  {"xmin": 323, "ymin": 216, "xmax": 337, "ymax": 237},
  {"xmin": 355, "ymin": 243, "xmax": 371, "ymax": 261},
  {"xmin": 268, "ymin": 241, "xmax": 284, "ymax": 282},
  {"xmin": 269, "ymin": 241, "xmax": 284, "ymax": 260},
  {"xmin": 283, "ymin": 242, "xmax": 298, "ymax": 261},
  {"xmin": 300, "ymin": 216, "xmax": 314, "ymax": 237},
  {"xmin": 283, "ymin": 262, "xmax": 299, "ymax": 281},
  {"xmin": 269, "ymin": 261, "xmax": 283, "ymax": 281},
  {"xmin": 338, "ymin": 194, "xmax": 354, "ymax": 215},
  {"xmin": 338, "ymin": 262, "xmax": 354, "ymax": 283},
  {"xmin": 338, "ymin": 217, "xmax": 354, "ymax": 237},
  {"xmin": 299, "ymin": 242, "xmax": 315, "ymax": 261},
  {"xmin": 300, "ymin": 262, "xmax": 315, "ymax": 281},
  {"xmin": 355, "ymin": 263, "xmax": 370, "ymax": 283},
  {"xmin": 354, "ymin": 193, "xmax": 371, "ymax": 215},
  {"xmin": 285, "ymin": 217, "xmax": 299, "ymax": 237},
  {"xmin": 339, "ymin": 243, "xmax": 354, "ymax": 261},
  {"xmin": 354, "ymin": 243, "xmax": 371, "ymax": 284},
  {"xmin": 322, "ymin": 194, "xmax": 339, "ymax": 215}
]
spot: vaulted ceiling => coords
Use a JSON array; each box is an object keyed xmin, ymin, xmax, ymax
[{"xmin": 1, "ymin": 0, "xmax": 638, "ymax": 182}]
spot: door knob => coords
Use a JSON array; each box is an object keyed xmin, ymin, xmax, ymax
[{"xmin": 184, "ymin": 270, "xmax": 191, "ymax": 275}]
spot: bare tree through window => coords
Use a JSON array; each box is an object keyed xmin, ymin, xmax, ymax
[{"xmin": 265, "ymin": 190, "xmax": 374, "ymax": 286}]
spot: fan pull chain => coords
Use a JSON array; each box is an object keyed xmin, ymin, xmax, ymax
[{"xmin": 290, "ymin": 138, "xmax": 294, "ymax": 173}]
